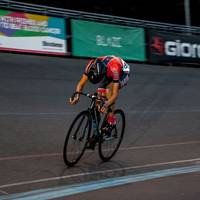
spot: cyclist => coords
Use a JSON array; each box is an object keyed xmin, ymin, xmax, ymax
[{"xmin": 69, "ymin": 55, "xmax": 130, "ymax": 149}]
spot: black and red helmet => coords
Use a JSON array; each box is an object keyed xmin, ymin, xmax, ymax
[{"xmin": 87, "ymin": 59, "xmax": 106, "ymax": 84}]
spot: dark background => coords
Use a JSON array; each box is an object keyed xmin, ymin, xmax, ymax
[{"xmin": 14, "ymin": 0, "xmax": 200, "ymax": 26}]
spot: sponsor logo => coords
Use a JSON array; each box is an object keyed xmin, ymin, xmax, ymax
[
  {"xmin": 96, "ymin": 35, "xmax": 122, "ymax": 48},
  {"xmin": 42, "ymin": 41, "xmax": 63, "ymax": 48},
  {"xmin": 165, "ymin": 40, "xmax": 200, "ymax": 58},
  {"xmin": 150, "ymin": 36, "xmax": 200, "ymax": 59},
  {"xmin": 122, "ymin": 63, "xmax": 130, "ymax": 73},
  {"xmin": 150, "ymin": 36, "xmax": 165, "ymax": 55}
]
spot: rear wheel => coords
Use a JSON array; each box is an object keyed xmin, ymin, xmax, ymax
[
  {"xmin": 98, "ymin": 109, "xmax": 125, "ymax": 162},
  {"xmin": 63, "ymin": 111, "xmax": 91, "ymax": 167}
]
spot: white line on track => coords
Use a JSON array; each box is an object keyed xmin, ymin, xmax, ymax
[
  {"xmin": 0, "ymin": 157, "xmax": 200, "ymax": 189},
  {"xmin": 0, "ymin": 190, "xmax": 8, "ymax": 195},
  {"xmin": 0, "ymin": 109, "xmax": 200, "ymax": 116},
  {"xmin": 0, "ymin": 140, "xmax": 200, "ymax": 161},
  {"xmin": 126, "ymin": 109, "xmax": 200, "ymax": 114},
  {"xmin": 120, "ymin": 140, "xmax": 200, "ymax": 151},
  {"xmin": 0, "ymin": 153, "xmax": 61, "ymax": 161},
  {"xmin": 0, "ymin": 112, "xmax": 76, "ymax": 116},
  {"xmin": 1, "ymin": 165, "xmax": 200, "ymax": 200}
]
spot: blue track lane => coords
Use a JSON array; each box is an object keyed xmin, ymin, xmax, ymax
[{"xmin": 1, "ymin": 165, "xmax": 200, "ymax": 200}]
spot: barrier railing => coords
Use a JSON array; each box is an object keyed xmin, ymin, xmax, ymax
[{"xmin": 1, "ymin": 0, "xmax": 200, "ymax": 34}]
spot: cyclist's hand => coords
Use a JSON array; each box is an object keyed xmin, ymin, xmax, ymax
[
  {"xmin": 69, "ymin": 93, "xmax": 80, "ymax": 105},
  {"xmin": 100, "ymin": 101, "xmax": 108, "ymax": 113}
]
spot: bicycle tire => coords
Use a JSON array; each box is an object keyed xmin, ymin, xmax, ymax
[
  {"xmin": 63, "ymin": 110, "xmax": 92, "ymax": 167},
  {"xmin": 98, "ymin": 109, "xmax": 125, "ymax": 162}
]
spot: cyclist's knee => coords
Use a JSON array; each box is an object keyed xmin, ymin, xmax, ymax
[
  {"xmin": 106, "ymin": 83, "xmax": 113, "ymax": 99},
  {"xmin": 97, "ymin": 88, "xmax": 108, "ymax": 99},
  {"xmin": 96, "ymin": 83, "xmax": 113, "ymax": 100}
]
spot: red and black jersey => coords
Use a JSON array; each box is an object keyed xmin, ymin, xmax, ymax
[{"xmin": 85, "ymin": 55, "xmax": 129, "ymax": 85}]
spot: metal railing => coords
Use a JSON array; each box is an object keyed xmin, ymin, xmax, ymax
[{"xmin": 1, "ymin": 0, "xmax": 200, "ymax": 34}]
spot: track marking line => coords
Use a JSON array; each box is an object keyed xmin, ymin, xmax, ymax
[
  {"xmin": 0, "ymin": 164, "xmax": 200, "ymax": 200},
  {"xmin": 0, "ymin": 153, "xmax": 61, "ymax": 161},
  {"xmin": 0, "ymin": 190, "xmax": 8, "ymax": 195},
  {"xmin": 0, "ymin": 140, "xmax": 200, "ymax": 161},
  {"xmin": 120, "ymin": 140, "xmax": 200, "ymax": 151},
  {"xmin": 0, "ymin": 157, "xmax": 200, "ymax": 189},
  {"xmin": 0, "ymin": 112, "xmax": 76, "ymax": 116},
  {"xmin": 1, "ymin": 109, "xmax": 200, "ymax": 116},
  {"xmin": 126, "ymin": 109, "xmax": 200, "ymax": 114}
]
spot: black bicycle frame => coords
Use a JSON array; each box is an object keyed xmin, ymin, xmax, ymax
[
  {"xmin": 88, "ymin": 95, "xmax": 101, "ymax": 134},
  {"xmin": 75, "ymin": 92, "xmax": 107, "ymax": 136}
]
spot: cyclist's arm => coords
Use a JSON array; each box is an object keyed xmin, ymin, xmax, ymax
[
  {"xmin": 100, "ymin": 82, "xmax": 119, "ymax": 113},
  {"xmin": 106, "ymin": 82, "xmax": 119, "ymax": 107},
  {"xmin": 75, "ymin": 74, "xmax": 88, "ymax": 93},
  {"xmin": 69, "ymin": 74, "xmax": 88, "ymax": 105}
]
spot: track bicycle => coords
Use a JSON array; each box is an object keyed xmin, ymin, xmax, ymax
[{"xmin": 63, "ymin": 92, "xmax": 125, "ymax": 167}]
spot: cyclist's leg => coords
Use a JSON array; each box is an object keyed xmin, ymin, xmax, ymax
[
  {"xmin": 96, "ymin": 82, "xmax": 119, "ymax": 128},
  {"xmin": 96, "ymin": 87, "xmax": 108, "ymax": 112},
  {"xmin": 96, "ymin": 83, "xmax": 116, "ymax": 137},
  {"xmin": 105, "ymin": 83, "xmax": 116, "ymax": 125},
  {"xmin": 105, "ymin": 73, "xmax": 129, "ymax": 126},
  {"xmin": 96, "ymin": 85, "xmax": 115, "ymax": 115}
]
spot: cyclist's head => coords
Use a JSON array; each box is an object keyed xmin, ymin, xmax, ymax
[{"xmin": 87, "ymin": 59, "xmax": 106, "ymax": 84}]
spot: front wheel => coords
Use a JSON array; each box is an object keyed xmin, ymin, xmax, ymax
[
  {"xmin": 98, "ymin": 109, "xmax": 125, "ymax": 162},
  {"xmin": 63, "ymin": 111, "xmax": 92, "ymax": 167}
]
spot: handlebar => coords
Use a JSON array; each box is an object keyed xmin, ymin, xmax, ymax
[
  {"xmin": 71, "ymin": 92, "xmax": 87, "ymax": 99},
  {"xmin": 71, "ymin": 92, "xmax": 112, "ymax": 112},
  {"xmin": 77, "ymin": 92, "xmax": 96, "ymax": 98},
  {"xmin": 73, "ymin": 92, "xmax": 103, "ymax": 101}
]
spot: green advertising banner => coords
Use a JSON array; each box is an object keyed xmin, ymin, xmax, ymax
[{"xmin": 71, "ymin": 19, "xmax": 146, "ymax": 61}]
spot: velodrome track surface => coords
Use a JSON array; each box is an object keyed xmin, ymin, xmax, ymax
[{"xmin": 0, "ymin": 53, "xmax": 200, "ymax": 199}]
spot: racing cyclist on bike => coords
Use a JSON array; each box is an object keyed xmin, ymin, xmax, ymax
[{"xmin": 69, "ymin": 55, "xmax": 130, "ymax": 149}]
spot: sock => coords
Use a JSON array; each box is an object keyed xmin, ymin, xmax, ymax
[{"xmin": 107, "ymin": 115, "xmax": 116, "ymax": 125}]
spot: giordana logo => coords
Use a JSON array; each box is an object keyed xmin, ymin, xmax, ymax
[
  {"xmin": 151, "ymin": 36, "xmax": 200, "ymax": 58},
  {"xmin": 150, "ymin": 36, "xmax": 165, "ymax": 55},
  {"xmin": 165, "ymin": 40, "xmax": 200, "ymax": 58}
]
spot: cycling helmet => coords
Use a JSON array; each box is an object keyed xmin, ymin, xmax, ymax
[{"xmin": 87, "ymin": 59, "xmax": 106, "ymax": 84}]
